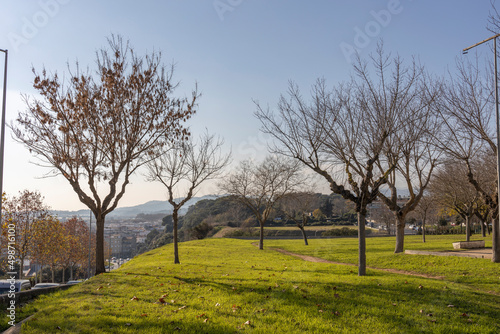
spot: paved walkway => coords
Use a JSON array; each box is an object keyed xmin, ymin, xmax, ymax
[{"xmin": 405, "ymin": 248, "xmax": 493, "ymax": 259}]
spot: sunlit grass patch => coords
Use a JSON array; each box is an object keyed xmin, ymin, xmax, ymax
[{"xmin": 10, "ymin": 237, "xmax": 500, "ymax": 333}]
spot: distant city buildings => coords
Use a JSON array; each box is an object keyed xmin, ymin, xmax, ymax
[{"xmin": 103, "ymin": 219, "xmax": 162, "ymax": 258}]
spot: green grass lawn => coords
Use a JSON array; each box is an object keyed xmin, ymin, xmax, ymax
[
  {"xmin": 5, "ymin": 236, "xmax": 500, "ymax": 333},
  {"xmin": 266, "ymin": 235, "xmax": 500, "ymax": 295},
  {"xmin": 262, "ymin": 225, "xmax": 356, "ymax": 231}
]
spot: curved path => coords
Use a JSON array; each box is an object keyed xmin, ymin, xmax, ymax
[{"xmin": 268, "ymin": 247, "xmax": 445, "ymax": 280}]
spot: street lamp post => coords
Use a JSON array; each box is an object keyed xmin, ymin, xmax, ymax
[
  {"xmin": 0, "ymin": 49, "xmax": 8, "ymax": 222},
  {"xmin": 463, "ymin": 33, "xmax": 500, "ymax": 263}
]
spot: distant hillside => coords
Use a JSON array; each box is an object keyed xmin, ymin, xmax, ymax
[{"xmin": 52, "ymin": 195, "xmax": 219, "ymax": 220}]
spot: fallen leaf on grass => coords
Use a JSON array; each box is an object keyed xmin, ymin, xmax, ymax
[
  {"xmin": 204, "ymin": 318, "xmax": 209, "ymax": 323},
  {"xmin": 140, "ymin": 313, "xmax": 147, "ymax": 317},
  {"xmin": 131, "ymin": 296, "xmax": 139, "ymax": 301},
  {"xmin": 238, "ymin": 320, "xmax": 252, "ymax": 329},
  {"xmin": 232, "ymin": 305, "xmax": 241, "ymax": 312},
  {"xmin": 125, "ymin": 323, "xmax": 131, "ymax": 326},
  {"xmin": 178, "ymin": 305, "xmax": 187, "ymax": 310},
  {"xmin": 447, "ymin": 305, "xmax": 455, "ymax": 308},
  {"xmin": 196, "ymin": 313, "xmax": 206, "ymax": 318},
  {"xmin": 96, "ymin": 286, "xmax": 104, "ymax": 291},
  {"xmin": 215, "ymin": 303, "xmax": 220, "ymax": 307},
  {"xmin": 461, "ymin": 313, "xmax": 469, "ymax": 317}
]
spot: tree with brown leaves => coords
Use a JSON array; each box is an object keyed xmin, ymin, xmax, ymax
[
  {"xmin": 12, "ymin": 35, "xmax": 198, "ymax": 274},
  {"xmin": 30, "ymin": 215, "xmax": 66, "ymax": 283},
  {"xmin": 62, "ymin": 216, "xmax": 89, "ymax": 281},
  {"xmin": 1, "ymin": 190, "xmax": 50, "ymax": 279}
]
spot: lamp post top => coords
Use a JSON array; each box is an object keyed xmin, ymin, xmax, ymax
[{"xmin": 463, "ymin": 33, "xmax": 500, "ymax": 53}]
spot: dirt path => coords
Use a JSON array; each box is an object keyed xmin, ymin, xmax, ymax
[{"xmin": 268, "ymin": 247, "xmax": 445, "ymax": 280}]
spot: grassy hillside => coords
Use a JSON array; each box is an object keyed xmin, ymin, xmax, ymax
[{"xmin": 9, "ymin": 237, "xmax": 500, "ymax": 333}]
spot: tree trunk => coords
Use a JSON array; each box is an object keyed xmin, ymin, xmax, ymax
[
  {"xmin": 39, "ymin": 262, "xmax": 44, "ymax": 283},
  {"xmin": 394, "ymin": 214, "xmax": 405, "ymax": 253},
  {"xmin": 258, "ymin": 222, "xmax": 264, "ymax": 250},
  {"xmin": 95, "ymin": 214, "xmax": 106, "ymax": 275},
  {"xmin": 465, "ymin": 216, "xmax": 470, "ymax": 242},
  {"xmin": 173, "ymin": 208, "xmax": 180, "ymax": 264},
  {"xmin": 19, "ymin": 256, "xmax": 24, "ymax": 279},
  {"xmin": 422, "ymin": 219, "xmax": 426, "ymax": 243},
  {"xmin": 299, "ymin": 226, "xmax": 308, "ymax": 246},
  {"xmin": 51, "ymin": 267, "xmax": 55, "ymax": 283},
  {"xmin": 493, "ymin": 217, "xmax": 500, "ymax": 263},
  {"xmin": 70, "ymin": 265, "xmax": 74, "ymax": 281},
  {"xmin": 62, "ymin": 266, "xmax": 66, "ymax": 283},
  {"xmin": 357, "ymin": 212, "xmax": 366, "ymax": 276}
]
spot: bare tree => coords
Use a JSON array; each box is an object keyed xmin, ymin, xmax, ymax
[
  {"xmin": 368, "ymin": 202, "xmax": 394, "ymax": 235},
  {"xmin": 429, "ymin": 161, "xmax": 480, "ymax": 241},
  {"xmin": 278, "ymin": 191, "xmax": 317, "ymax": 245},
  {"xmin": 378, "ymin": 102, "xmax": 442, "ymax": 253},
  {"xmin": 11, "ymin": 36, "xmax": 197, "ymax": 274},
  {"xmin": 255, "ymin": 46, "xmax": 426, "ymax": 275},
  {"xmin": 436, "ymin": 57, "xmax": 499, "ymax": 262},
  {"xmin": 219, "ymin": 156, "xmax": 303, "ymax": 250},
  {"xmin": 414, "ymin": 192, "xmax": 438, "ymax": 243},
  {"xmin": 147, "ymin": 132, "xmax": 230, "ymax": 264}
]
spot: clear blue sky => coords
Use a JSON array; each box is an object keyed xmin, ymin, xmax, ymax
[{"xmin": 0, "ymin": 0, "xmax": 494, "ymax": 210}]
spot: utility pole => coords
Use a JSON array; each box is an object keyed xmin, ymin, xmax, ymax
[
  {"xmin": 0, "ymin": 49, "xmax": 8, "ymax": 222},
  {"xmin": 463, "ymin": 33, "xmax": 500, "ymax": 262}
]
